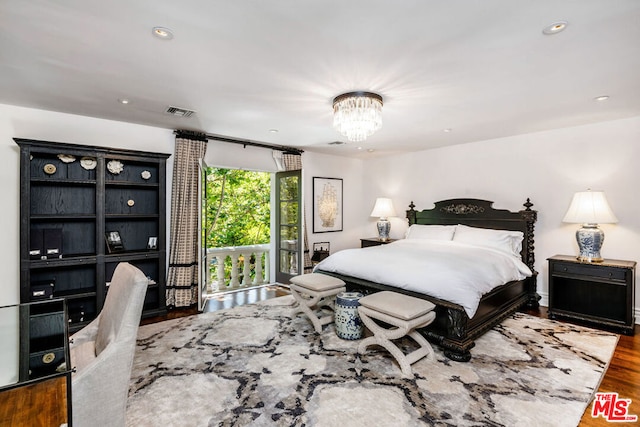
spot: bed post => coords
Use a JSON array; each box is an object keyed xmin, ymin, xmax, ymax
[
  {"xmin": 520, "ymin": 198, "xmax": 540, "ymax": 308},
  {"xmin": 406, "ymin": 201, "xmax": 416, "ymax": 225}
]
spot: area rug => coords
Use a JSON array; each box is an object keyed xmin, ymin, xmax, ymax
[{"xmin": 126, "ymin": 296, "xmax": 618, "ymax": 427}]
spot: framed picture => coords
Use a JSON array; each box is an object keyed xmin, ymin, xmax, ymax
[
  {"xmin": 147, "ymin": 236, "xmax": 158, "ymax": 250},
  {"xmin": 105, "ymin": 231, "xmax": 124, "ymax": 253},
  {"xmin": 313, "ymin": 177, "xmax": 343, "ymax": 233}
]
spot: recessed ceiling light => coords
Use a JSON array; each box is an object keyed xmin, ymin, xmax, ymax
[
  {"xmin": 543, "ymin": 21, "xmax": 568, "ymax": 35},
  {"xmin": 443, "ymin": 128, "xmax": 452, "ymax": 133},
  {"xmin": 367, "ymin": 149, "xmax": 375, "ymax": 153},
  {"xmin": 357, "ymin": 146, "xmax": 363, "ymax": 150},
  {"xmin": 152, "ymin": 27, "xmax": 174, "ymax": 40},
  {"xmin": 594, "ymin": 95, "xmax": 610, "ymax": 102},
  {"xmin": 269, "ymin": 129, "xmax": 279, "ymax": 133},
  {"xmin": 118, "ymin": 98, "xmax": 130, "ymax": 104}
]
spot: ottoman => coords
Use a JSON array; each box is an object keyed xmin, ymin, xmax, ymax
[
  {"xmin": 358, "ymin": 291, "xmax": 436, "ymax": 377},
  {"xmin": 290, "ymin": 273, "xmax": 346, "ymax": 333}
]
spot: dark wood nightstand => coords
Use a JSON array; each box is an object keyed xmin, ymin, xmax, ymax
[
  {"xmin": 360, "ymin": 237, "xmax": 398, "ymax": 248},
  {"xmin": 548, "ymin": 255, "xmax": 636, "ymax": 335}
]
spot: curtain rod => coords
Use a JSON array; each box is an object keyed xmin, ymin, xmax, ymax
[{"xmin": 174, "ymin": 130, "xmax": 304, "ymax": 155}]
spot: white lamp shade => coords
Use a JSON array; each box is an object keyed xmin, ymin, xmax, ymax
[
  {"xmin": 562, "ymin": 191, "xmax": 618, "ymax": 224},
  {"xmin": 370, "ymin": 198, "xmax": 397, "ymax": 218}
]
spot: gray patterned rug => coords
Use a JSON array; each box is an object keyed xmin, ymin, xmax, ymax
[{"xmin": 126, "ymin": 296, "xmax": 618, "ymax": 427}]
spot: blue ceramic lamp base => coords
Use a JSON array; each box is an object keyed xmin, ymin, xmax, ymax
[
  {"xmin": 377, "ymin": 218, "xmax": 390, "ymax": 241},
  {"xmin": 576, "ymin": 224, "xmax": 605, "ymax": 263}
]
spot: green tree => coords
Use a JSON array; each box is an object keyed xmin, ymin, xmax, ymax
[{"xmin": 205, "ymin": 168, "xmax": 271, "ymax": 248}]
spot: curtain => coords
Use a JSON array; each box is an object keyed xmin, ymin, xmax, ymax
[
  {"xmin": 166, "ymin": 136, "xmax": 207, "ymax": 307},
  {"xmin": 282, "ymin": 153, "xmax": 314, "ymax": 274}
]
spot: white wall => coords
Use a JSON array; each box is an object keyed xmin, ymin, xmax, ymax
[
  {"xmin": 302, "ymin": 151, "xmax": 366, "ymax": 255},
  {"xmin": 362, "ymin": 116, "xmax": 640, "ymax": 319}
]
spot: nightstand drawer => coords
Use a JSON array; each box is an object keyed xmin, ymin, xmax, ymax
[{"xmin": 551, "ymin": 262, "xmax": 626, "ymax": 281}]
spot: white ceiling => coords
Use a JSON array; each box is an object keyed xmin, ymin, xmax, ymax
[{"xmin": 1, "ymin": 1, "xmax": 639, "ymax": 158}]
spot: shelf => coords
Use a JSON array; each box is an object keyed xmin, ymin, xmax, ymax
[
  {"xmin": 18, "ymin": 138, "xmax": 169, "ymax": 321},
  {"xmin": 31, "ymin": 214, "xmax": 97, "ymax": 221},
  {"xmin": 68, "ymin": 321, "xmax": 90, "ymax": 333},
  {"xmin": 105, "ymin": 250, "xmax": 160, "ymax": 261},
  {"xmin": 105, "ymin": 181, "xmax": 159, "ymax": 188},
  {"xmin": 55, "ymin": 290, "xmax": 96, "ymax": 300},
  {"xmin": 31, "ymin": 178, "xmax": 96, "ymax": 186},
  {"xmin": 28, "ymin": 255, "xmax": 97, "ymax": 268},
  {"xmin": 105, "ymin": 214, "xmax": 159, "ymax": 220}
]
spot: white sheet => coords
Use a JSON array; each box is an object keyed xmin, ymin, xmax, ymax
[{"xmin": 314, "ymin": 239, "xmax": 532, "ymax": 318}]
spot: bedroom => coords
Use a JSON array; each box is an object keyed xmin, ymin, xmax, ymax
[{"xmin": 1, "ymin": 1, "xmax": 639, "ymax": 425}]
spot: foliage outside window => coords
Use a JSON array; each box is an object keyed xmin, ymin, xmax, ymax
[
  {"xmin": 205, "ymin": 168, "xmax": 271, "ymax": 247},
  {"xmin": 204, "ymin": 168, "xmax": 271, "ymax": 291}
]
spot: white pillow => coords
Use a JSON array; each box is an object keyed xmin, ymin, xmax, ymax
[
  {"xmin": 405, "ymin": 224, "xmax": 457, "ymax": 241},
  {"xmin": 453, "ymin": 224, "xmax": 524, "ymax": 257}
]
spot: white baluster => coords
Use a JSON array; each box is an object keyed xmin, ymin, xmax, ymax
[
  {"xmin": 205, "ymin": 253, "xmax": 214, "ymax": 293},
  {"xmin": 242, "ymin": 253, "xmax": 251, "ymax": 286},
  {"xmin": 216, "ymin": 255, "xmax": 226, "ymax": 291},
  {"xmin": 230, "ymin": 253, "xmax": 240, "ymax": 288},
  {"xmin": 254, "ymin": 251, "xmax": 264, "ymax": 285}
]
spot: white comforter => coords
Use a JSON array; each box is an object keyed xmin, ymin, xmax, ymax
[{"xmin": 314, "ymin": 239, "xmax": 532, "ymax": 318}]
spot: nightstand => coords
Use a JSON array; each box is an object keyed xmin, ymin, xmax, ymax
[
  {"xmin": 548, "ymin": 255, "xmax": 636, "ymax": 335},
  {"xmin": 360, "ymin": 237, "xmax": 398, "ymax": 248}
]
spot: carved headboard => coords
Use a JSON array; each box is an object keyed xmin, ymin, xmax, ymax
[{"xmin": 406, "ymin": 198, "xmax": 537, "ymax": 274}]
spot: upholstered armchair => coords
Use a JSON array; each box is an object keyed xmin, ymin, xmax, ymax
[{"xmin": 69, "ymin": 262, "xmax": 148, "ymax": 427}]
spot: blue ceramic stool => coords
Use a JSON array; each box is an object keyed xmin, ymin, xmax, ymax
[{"xmin": 335, "ymin": 292, "xmax": 364, "ymax": 340}]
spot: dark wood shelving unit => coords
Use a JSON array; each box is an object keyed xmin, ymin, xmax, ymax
[{"xmin": 17, "ymin": 138, "xmax": 171, "ymax": 332}]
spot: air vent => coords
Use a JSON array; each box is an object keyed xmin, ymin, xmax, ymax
[{"xmin": 165, "ymin": 106, "xmax": 196, "ymax": 117}]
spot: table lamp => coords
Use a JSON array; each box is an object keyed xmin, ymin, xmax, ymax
[
  {"xmin": 370, "ymin": 198, "xmax": 396, "ymax": 241},
  {"xmin": 562, "ymin": 190, "xmax": 618, "ymax": 262}
]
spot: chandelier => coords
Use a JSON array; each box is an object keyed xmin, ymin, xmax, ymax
[{"xmin": 332, "ymin": 91, "xmax": 383, "ymax": 142}]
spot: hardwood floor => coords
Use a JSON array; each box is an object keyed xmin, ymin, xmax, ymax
[
  {"xmin": 522, "ymin": 307, "xmax": 640, "ymax": 426},
  {"xmin": 141, "ymin": 284, "xmax": 290, "ymax": 325},
  {"xmin": 144, "ymin": 289, "xmax": 639, "ymax": 426}
]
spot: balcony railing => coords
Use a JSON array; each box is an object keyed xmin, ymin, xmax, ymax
[{"xmin": 205, "ymin": 244, "xmax": 270, "ymax": 294}]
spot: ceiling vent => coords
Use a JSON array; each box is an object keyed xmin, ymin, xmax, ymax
[{"xmin": 165, "ymin": 106, "xmax": 196, "ymax": 117}]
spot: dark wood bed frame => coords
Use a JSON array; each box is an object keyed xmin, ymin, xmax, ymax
[{"xmin": 317, "ymin": 198, "xmax": 540, "ymax": 362}]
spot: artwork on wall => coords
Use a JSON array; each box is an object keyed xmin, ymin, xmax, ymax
[{"xmin": 313, "ymin": 177, "xmax": 343, "ymax": 233}]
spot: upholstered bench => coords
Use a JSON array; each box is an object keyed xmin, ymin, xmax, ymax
[
  {"xmin": 357, "ymin": 291, "xmax": 436, "ymax": 377},
  {"xmin": 290, "ymin": 273, "xmax": 346, "ymax": 333}
]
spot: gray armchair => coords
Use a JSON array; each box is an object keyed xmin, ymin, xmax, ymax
[{"xmin": 69, "ymin": 262, "xmax": 148, "ymax": 427}]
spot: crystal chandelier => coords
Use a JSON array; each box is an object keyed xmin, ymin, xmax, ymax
[{"xmin": 332, "ymin": 91, "xmax": 383, "ymax": 142}]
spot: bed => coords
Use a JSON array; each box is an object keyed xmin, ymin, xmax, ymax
[{"xmin": 314, "ymin": 198, "xmax": 540, "ymax": 362}]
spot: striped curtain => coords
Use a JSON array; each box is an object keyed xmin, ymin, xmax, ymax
[
  {"xmin": 282, "ymin": 153, "xmax": 314, "ymax": 273},
  {"xmin": 166, "ymin": 136, "xmax": 207, "ymax": 307}
]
